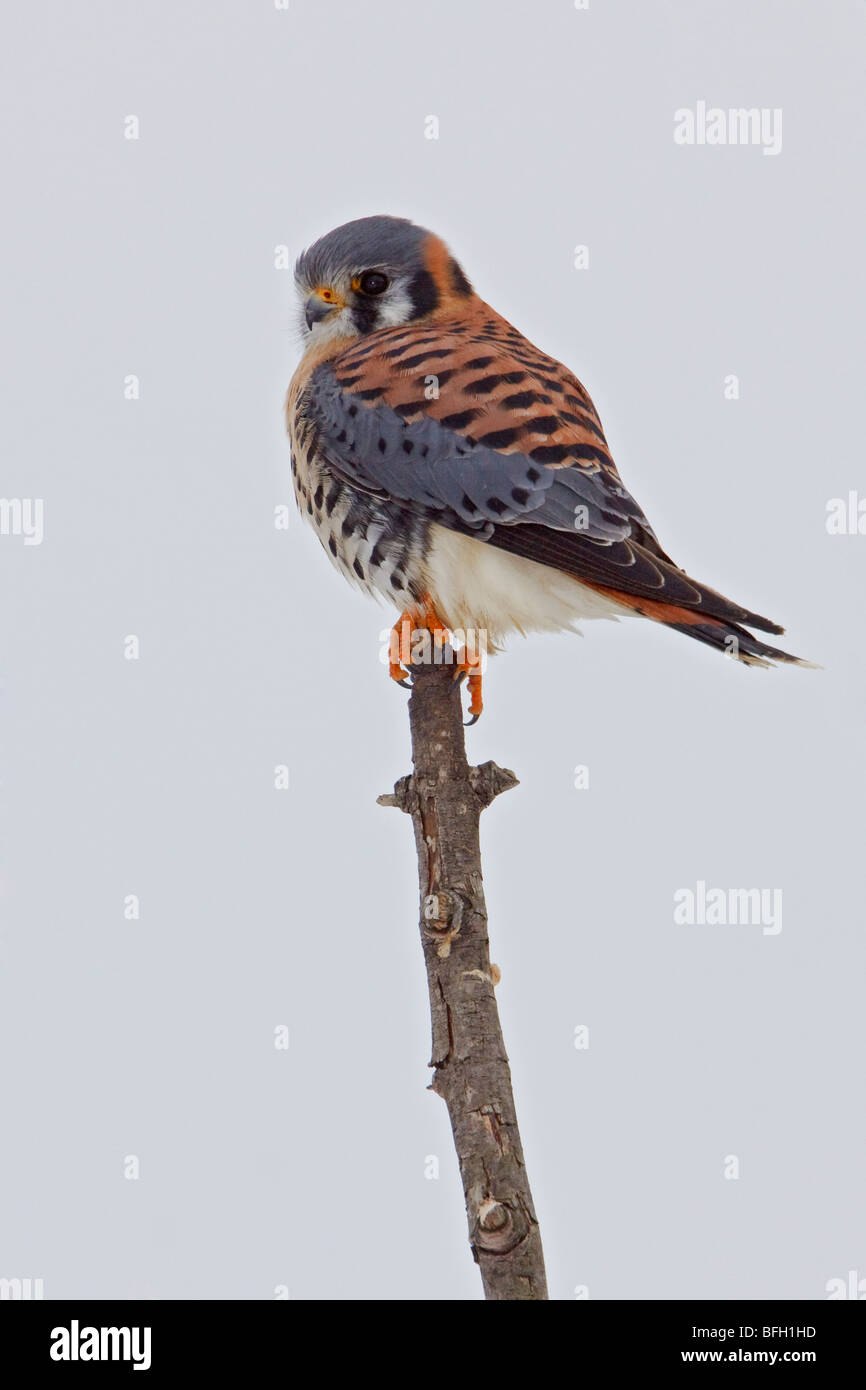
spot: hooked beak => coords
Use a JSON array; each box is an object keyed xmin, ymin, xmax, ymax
[{"xmin": 305, "ymin": 291, "xmax": 341, "ymax": 330}]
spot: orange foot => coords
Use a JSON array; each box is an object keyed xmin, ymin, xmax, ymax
[
  {"xmin": 388, "ymin": 597, "xmax": 484, "ymax": 725},
  {"xmin": 453, "ymin": 647, "xmax": 483, "ymax": 725}
]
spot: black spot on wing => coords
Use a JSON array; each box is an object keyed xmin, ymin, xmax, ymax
[
  {"xmin": 530, "ymin": 444, "xmax": 571, "ymax": 463},
  {"xmin": 524, "ymin": 416, "xmax": 560, "ymax": 436},
  {"xmin": 396, "ymin": 348, "xmax": 452, "ymax": 370},
  {"xmin": 381, "ymin": 336, "xmax": 438, "ymax": 359},
  {"xmin": 502, "ymin": 390, "xmax": 552, "ymax": 409},
  {"xmin": 560, "ymin": 409, "xmax": 607, "ymax": 442},
  {"xmin": 465, "ymin": 371, "xmax": 526, "ymax": 395},
  {"xmin": 567, "ymin": 444, "xmax": 610, "ymax": 466},
  {"xmin": 440, "ymin": 409, "xmax": 481, "ymax": 429},
  {"xmin": 478, "ymin": 427, "xmax": 521, "ymax": 449}
]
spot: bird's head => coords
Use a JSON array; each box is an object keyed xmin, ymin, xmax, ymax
[{"xmin": 294, "ymin": 215, "xmax": 475, "ymax": 346}]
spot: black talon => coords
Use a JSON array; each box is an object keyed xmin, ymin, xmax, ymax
[
  {"xmin": 396, "ymin": 677, "xmax": 412, "ymax": 689},
  {"xmin": 464, "ymin": 711, "xmax": 481, "ymax": 726}
]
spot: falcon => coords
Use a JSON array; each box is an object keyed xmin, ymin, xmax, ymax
[{"xmin": 287, "ymin": 215, "xmax": 812, "ymax": 720}]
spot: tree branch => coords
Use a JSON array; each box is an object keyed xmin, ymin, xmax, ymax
[{"xmin": 379, "ymin": 658, "xmax": 548, "ymax": 1300}]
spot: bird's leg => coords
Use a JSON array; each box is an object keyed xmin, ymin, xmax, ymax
[
  {"xmin": 388, "ymin": 608, "xmax": 417, "ymax": 688},
  {"xmin": 388, "ymin": 598, "xmax": 449, "ymax": 684},
  {"xmin": 389, "ymin": 598, "xmax": 483, "ymax": 722},
  {"xmin": 453, "ymin": 650, "xmax": 484, "ymax": 724}
]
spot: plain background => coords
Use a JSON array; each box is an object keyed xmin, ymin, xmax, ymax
[{"xmin": 1, "ymin": 0, "xmax": 863, "ymax": 1301}]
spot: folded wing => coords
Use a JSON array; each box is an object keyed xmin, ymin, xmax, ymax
[{"xmin": 302, "ymin": 319, "xmax": 783, "ymax": 635}]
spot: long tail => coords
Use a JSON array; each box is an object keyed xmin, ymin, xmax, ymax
[
  {"xmin": 589, "ymin": 587, "xmax": 817, "ymax": 668},
  {"xmin": 662, "ymin": 614, "xmax": 817, "ymax": 669}
]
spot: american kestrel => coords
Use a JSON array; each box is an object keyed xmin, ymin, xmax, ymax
[{"xmin": 287, "ymin": 215, "xmax": 811, "ymax": 720}]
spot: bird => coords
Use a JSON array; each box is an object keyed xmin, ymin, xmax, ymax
[{"xmin": 286, "ymin": 215, "xmax": 812, "ymax": 721}]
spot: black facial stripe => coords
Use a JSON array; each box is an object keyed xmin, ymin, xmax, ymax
[
  {"xmin": 406, "ymin": 267, "xmax": 440, "ymax": 319},
  {"xmin": 351, "ymin": 300, "xmax": 380, "ymax": 334},
  {"xmin": 449, "ymin": 257, "xmax": 474, "ymax": 297}
]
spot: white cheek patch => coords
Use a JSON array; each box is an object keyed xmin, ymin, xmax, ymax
[{"xmin": 374, "ymin": 283, "xmax": 414, "ymax": 327}]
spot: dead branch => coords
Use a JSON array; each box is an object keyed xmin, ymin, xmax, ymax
[{"xmin": 379, "ymin": 658, "xmax": 548, "ymax": 1300}]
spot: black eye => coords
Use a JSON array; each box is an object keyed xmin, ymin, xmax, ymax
[{"xmin": 358, "ymin": 271, "xmax": 388, "ymax": 296}]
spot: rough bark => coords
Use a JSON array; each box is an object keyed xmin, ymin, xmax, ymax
[{"xmin": 378, "ymin": 659, "xmax": 548, "ymax": 1300}]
